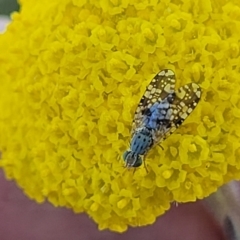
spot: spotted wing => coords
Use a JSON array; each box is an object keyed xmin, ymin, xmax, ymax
[
  {"xmin": 152, "ymin": 82, "xmax": 202, "ymax": 145},
  {"xmin": 131, "ymin": 69, "xmax": 176, "ymax": 135}
]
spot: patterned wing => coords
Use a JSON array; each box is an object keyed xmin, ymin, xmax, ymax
[
  {"xmin": 152, "ymin": 82, "xmax": 202, "ymax": 145},
  {"xmin": 132, "ymin": 69, "xmax": 176, "ymax": 134}
]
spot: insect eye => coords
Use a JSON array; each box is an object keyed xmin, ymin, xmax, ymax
[
  {"xmin": 122, "ymin": 151, "xmax": 131, "ymax": 161},
  {"xmin": 133, "ymin": 156, "xmax": 142, "ymax": 167}
]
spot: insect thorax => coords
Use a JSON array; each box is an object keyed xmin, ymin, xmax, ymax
[
  {"xmin": 122, "ymin": 128, "xmax": 153, "ymax": 168},
  {"xmin": 130, "ymin": 127, "xmax": 153, "ymax": 155}
]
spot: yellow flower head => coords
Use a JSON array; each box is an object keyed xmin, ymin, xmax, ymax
[{"xmin": 1, "ymin": 0, "xmax": 240, "ymax": 232}]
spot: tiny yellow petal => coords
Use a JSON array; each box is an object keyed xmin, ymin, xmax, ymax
[{"xmin": 162, "ymin": 170, "xmax": 173, "ymax": 179}]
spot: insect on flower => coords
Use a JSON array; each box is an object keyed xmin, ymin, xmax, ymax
[{"xmin": 123, "ymin": 69, "xmax": 201, "ymax": 168}]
